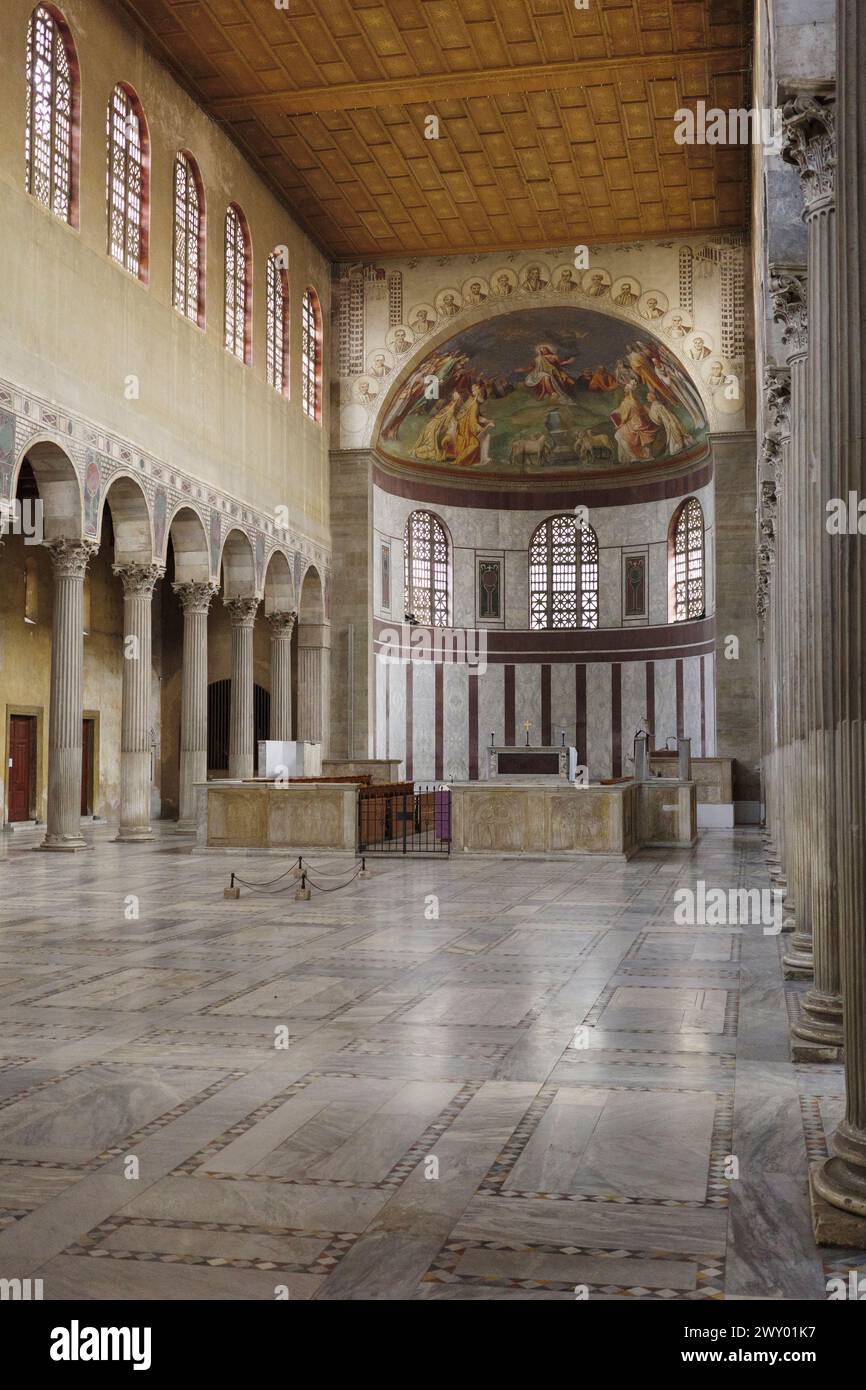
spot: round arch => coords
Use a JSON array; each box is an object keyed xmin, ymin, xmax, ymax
[
  {"xmin": 297, "ymin": 563, "xmax": 324, "ymax": 622},
  {"xmin": 15, "ymin": 438, "xmax": 82, "ymax": 540},
  {"xmin": 263, "ymin": 548, "xmax": 295, "ymax": 615},
  {"xmin": 166, "ymin": 502, "xmax": 209, "ymax": 581},
  {"xmin": 220, "ymin": 527, "xmax": 256, "ymax": 598},
  {"xmin": 100, "ymin": 473, "xmax": 153, "ymax": 564}
]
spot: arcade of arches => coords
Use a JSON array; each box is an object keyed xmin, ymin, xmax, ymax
[{"xmin": 2, "ymin": 0, "xmax": 866, "ymax": 1305}]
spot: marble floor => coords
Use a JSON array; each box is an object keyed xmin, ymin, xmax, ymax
[{"xmin": 0, "ymin": 825, "xmax": 860, "ymax": 1301}]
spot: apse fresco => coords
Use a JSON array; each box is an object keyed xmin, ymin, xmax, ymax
[{"xmin": 375, "ymin": 307, "xmax": 709, "ymax": 476}]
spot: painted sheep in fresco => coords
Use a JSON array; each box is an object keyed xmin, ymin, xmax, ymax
[
  {"xmin": 510, "ymin": 433, "xmax": 553, "ymax": 469},
  {"xmin": 575, "ymin": 428, "xmax": 614, "ymax": 465}
]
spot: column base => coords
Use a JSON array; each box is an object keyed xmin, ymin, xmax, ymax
[
  {"xmin": 791, "ymin": 989, "xmax": 844, "ymax": 1060},
  {"xmin": 811, "ymin": 1139, "xmax": 866, "ymax": 1241},
  {"xmin": 113, "ymin": 828, "xmax": 155, "ymax": 843},
  {"xmin": 37, "ymin": 836, "xmax": 92, "ymax": 852},
  {"xmin": 782, "ymin": 932, "xmax": 813, "ymax": 975},
  {"xmin": 173, "ymin": 819, "xmax": 197, "ymax": 833}
]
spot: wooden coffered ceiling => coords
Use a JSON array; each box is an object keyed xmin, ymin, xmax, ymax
[{"xmin": 118, "ymin": 0, "xmax": 752, "ymax": 259}]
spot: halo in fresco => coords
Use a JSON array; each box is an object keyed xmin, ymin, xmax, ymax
[{"xmin": 375, "ymin": 306, "xmax": 709, "ymax": 477}]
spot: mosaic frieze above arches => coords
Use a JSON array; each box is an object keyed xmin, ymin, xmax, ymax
[
  {"xmin": 0, "ymin": 380, "xmax": 329, "ymax": 602},
  {"xmin": 336, "ymin": 235, "xmax": 747, "ymax": 461}
]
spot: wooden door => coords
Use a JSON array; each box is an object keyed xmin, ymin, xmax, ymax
[
  {"xmin": 81, "ymin": 717, "xmax": 95, "ymax": 817},
  {"xmin": 8, "ymin": 715, "xmax": 35, "ymax": 822}
]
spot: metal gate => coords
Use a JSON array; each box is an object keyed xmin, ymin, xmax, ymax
[{"xmin": 357, "ymin": 784, "xmax": 451, "ymax": 855}]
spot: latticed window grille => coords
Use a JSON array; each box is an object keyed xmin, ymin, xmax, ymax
[
  {"xmin": 302, "ymin": 288, "xmax": 321, "ymax": 420},
  {"xmin": 25, "ymin": 6, "xmax": 74, "ymax": 223},
  {"xmin": 672, "ymin": 497, "xmax": 705, "ymax": 621},
  {"xmin": 172, "ymin": 153, "xmax": 201, "ymax": 323},
  {"xmin": 403, "ymin": 510, "xmax": 449, "ymax": 627},
  {"xmin": 530, "ymin": 515, "xmax": 599, "ymax": 630},
  {"xmin": 267, "ymin": 252, "xmax": 288, "ymax": 394},
  {"xmin": 224, "ymin": 205, "xmax": 249, "ymax": 360},
  {"xmin": 106, "ymin": 85, "xmax": 144, "ymax": 276}
]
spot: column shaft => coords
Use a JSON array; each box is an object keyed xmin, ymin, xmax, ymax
[
  {"xmin": 41, "ymin": 539, "xmax": 97, "ymax": 850},
  {"xmin": 225, "ymin": 596, "xmax": 259, "ymax": 779},
  {"xmin": 114, "ymin": 564, "xmax": 164, "ymax": 841},
  {"xmin": 268, "ymin": 611, "xmax": 296, "ymax": 741},
  {"xmin": 812, "ymin": 0, "xmax": 866, "ymax": 1223},
  {"xmin": 174, "ymin": 581, "xmax": 216, "ymax": 825}
]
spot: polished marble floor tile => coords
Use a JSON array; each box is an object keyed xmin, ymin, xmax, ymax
[{"xmin": 0, "ymin": 825, "xmax": 848, "ymax": 1300}]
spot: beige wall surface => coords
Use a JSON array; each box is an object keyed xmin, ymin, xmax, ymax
[{"xmin": 0, "ymin": 0, "xmax": 331, "ymax": 541}]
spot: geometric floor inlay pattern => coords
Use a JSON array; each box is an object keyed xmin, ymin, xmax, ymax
[{"xmin": 0, "ymin": 824, "xmax": 855, "ymax": 1300}]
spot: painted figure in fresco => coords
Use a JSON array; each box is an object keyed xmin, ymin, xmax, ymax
[
  {"xmin": 706, "ymin": 359, "xmax": 726, "ymax": 389},
  {"xmin": 614, "ymin": 282, "xmax": 640, "ymax": 308},
  {"xmin": 586, "ymin": 272, "xmax": 610, "ymax": 298},
  {"xmin": 391, "ymin": 328, "xmax": 412, "ymax": 356},
  {"xmin": 369, "ymin": 353, "xmax": 392, "ymax": 378},
  {"xmin": 453, "ymin": 384, "xmax": 494, "ymax": 467},
  {"xmin": 522, "ymin": 265, "xmax": 549, "ymax": 292},
  {"xmin": 641, "ymin": 296, "xmax": 665, "ymax": 320},
  {"xmin": 555, "ymin": 268, "xmax": 578, "ymax": 292},
  {"xmin": 579, "ymin": 363, "xmax": 618, "ymax": 392},
  {"xmin": 492, "ymin": 272, "xmax": 515, "ymax": 296},
  {"xmin": 611, "ymin": 384, "xmax": 659, "ymax": 462},
  {"xmin": 438, "ymin": 293, "xmax": 460, "ymax": 318},
  {"xmin": 412, "ymin": 390, "xmax": 462, "ymax": 462},
  {"xmin": 667, "ymin": 313, "xmax": 690, "ymax": 338},
  {"xmin": 465, "ymin": 281, "xmax": 487, "ymax": 306},
  {"xmin": 646, "ymin": 388, "xmax": 692, "ymax": 455},
  {"xmin": 410, "ymin": 308, "xmax": 436, "ymax": 336},
  {"xmin": 515, "ymin": 343, "xmax": 578, "ymax": 401},
  {"xmin": 688, "ymin": 335, "xmax": 712, "ymax": 361}
]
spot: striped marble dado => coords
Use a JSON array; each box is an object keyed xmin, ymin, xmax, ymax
[{"xmin": 376, "ymin": 643, "xmax": 715, "ymax": 784}]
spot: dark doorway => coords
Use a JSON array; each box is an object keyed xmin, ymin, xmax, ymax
[
  {"xmin": 207, "ymin": 680, "xmax": 270, "ymax": 774},
  {"xmin": 81, "ymin": 717, "xmax": 95, "ymax": 816},
  {"xmin": 8, "ymin": 715, "xmax": 36, "ymax": 822}
]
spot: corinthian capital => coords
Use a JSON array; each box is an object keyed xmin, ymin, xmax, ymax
[
  {"xmin": 44, "ymin": 537, "xmax": 98, "ymax": 578},
  {"xmin": 224, "ymin": 594, "xmax": 260, "ymax": 627},
  {"xmin": 113, "ymin": 562, "xmax": 165, "ymax": 597},
  {"xmin": 781, "ymin": 93, "xmax": 836, "ymax": 208},
  {"xmin": 770, "ymin": 266, "xmax": 808, "ymax": 355},
  {"xmin": 267, "ymin": 610, "xmax": 297, "ymax": 639},
  {"xmin": 173, "ymin": 580, "xmax": 218, "ymax": 615},
  {"xmin": 764, "ymin": 365, "xmax": 791, "ymax": 434}
]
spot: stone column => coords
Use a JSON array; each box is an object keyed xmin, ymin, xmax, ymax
[
  {"xmin": 812, "ymin": 0, "xmax": 866, "ymax": 1233},
  {"xmin": 41, "ymin": 539, "xmax": 98, "ymax": 851},
  {"xmin": 769, "ymin": 271, "xmax": 809, "ymax": 965},
  {"xmin": 173, "ymin": 580, "xmax": 217, "ymax": 826},
  {"xmin": 268, "ymin": 610, "xmax": 296, "ymax": 741},
  {"xmin": 225, "ymin": 596, "xmax": 259, "ymax": 779},
  {"xmin": 782, "ymin": 95, "xmax": 844, "ymax": 1055},
  {"xmin": 113, "ymin": 563, "xmax": 164, "ymax": 841},
  {"xmin": 297, "ymin": 621, "xmax": 331, "ymax": 751}
]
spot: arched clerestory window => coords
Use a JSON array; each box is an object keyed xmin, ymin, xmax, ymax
[
  {"xmin": 106, "ymin": 83, "xmax": 149, "ymax": 279},
  {"xmin": 669, "ymin": 496, "xmax": 705, "ymax": 621},
  {"xmin": 530, "ymin": 514, "xmax": 599, "ymax": 630},
  {"xmin": 25, "ymin": 5, "xmax": 79, "ymax": 225},
  {"xmin": 267, "ymin": 250, "xmax": 289, "ymax": 395},
  {"xmin": 403, "ymin": 510, "xmax": 449, "ymax": 627},
  {"xmin": 172, "ymin": 152, "xmax": 205, "ymax": 325},
  {"xmin": 301, "ymin": 287, "xmax": 322, "ymax": 421},
  {"xmin": 224, "ymin": 203, "xmax": 251, "ymax": 362}
]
